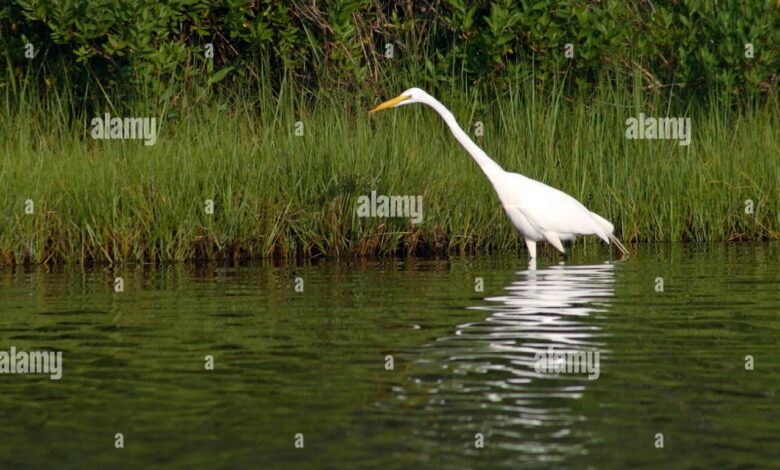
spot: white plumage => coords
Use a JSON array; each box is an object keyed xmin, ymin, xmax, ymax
[{"xmin": 369, "ymin": 87, "xmax": 628, "ymax": 259}]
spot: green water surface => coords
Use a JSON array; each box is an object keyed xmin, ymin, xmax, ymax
[{"xmin": 0, "ymin": 244, "xmax": 778, "ymax": 468}]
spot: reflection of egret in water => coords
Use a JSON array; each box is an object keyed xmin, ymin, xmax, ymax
[{"xmin": 387, "ymin": 262, "xmax": 616, "ymax": 466}]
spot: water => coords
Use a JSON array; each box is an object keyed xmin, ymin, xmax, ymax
[{"xmin": 0, "ymin": 245, "xmax": 778, "ymax": 468}]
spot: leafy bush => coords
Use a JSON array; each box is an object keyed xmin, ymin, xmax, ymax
[{"xmin": 1, "ymin": 0, "xmax": 778, "ymax": 103}]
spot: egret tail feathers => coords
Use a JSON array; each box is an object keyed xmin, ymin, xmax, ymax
[
  {"xmin": 608, "ymin": 233, "xmax": 629, "ymax": 256},
  {"xmin": 589, "ymin": 212, "xmax": 614, "ymax": 243}
]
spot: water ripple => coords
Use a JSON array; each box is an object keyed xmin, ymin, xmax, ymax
[{"xmin": 390, "ymin": 262, "xmax": 617, "ymax": 466}]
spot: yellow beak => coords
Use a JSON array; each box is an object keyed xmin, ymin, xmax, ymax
[{"xmin": 368, "ymin": 95, "xmax": 411, "ymax": 115}]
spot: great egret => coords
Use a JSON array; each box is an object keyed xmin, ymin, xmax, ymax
[{"xmin": 369, "ymin": 88, "xmax": 628, "ymax": 259}]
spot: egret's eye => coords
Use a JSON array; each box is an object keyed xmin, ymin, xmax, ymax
[{"xmin": 368, "ymin": 89, "xmax": 629, "ymax": 260}]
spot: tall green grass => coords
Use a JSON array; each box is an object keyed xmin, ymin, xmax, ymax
[{"xmin": 1, "ymin": 74, "xmax": 778, "ymax": 264}]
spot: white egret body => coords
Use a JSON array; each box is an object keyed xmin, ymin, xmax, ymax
[{"xmin": 369, "ymin": 88, "xmax": 627, "ymax": 259}]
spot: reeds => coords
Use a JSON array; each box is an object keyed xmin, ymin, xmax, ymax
[{"xmin": 2, "ymin": 73, "xmax": 777, "ymax": 264}]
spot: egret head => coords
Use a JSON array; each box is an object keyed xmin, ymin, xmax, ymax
[{"xmin": 369, "ymin": 88, "xmax": 429, "ymax": 114}]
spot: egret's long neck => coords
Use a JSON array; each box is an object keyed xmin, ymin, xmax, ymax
[{"xmin": 424, "ymin": 97, "xmax": 504, "ymax": 179}]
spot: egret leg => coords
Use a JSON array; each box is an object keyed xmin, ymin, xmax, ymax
[
  {"xmin": 524, "ymin": 238, "xmax": 537, "ymax": 259},
  {"xmin": 543, "ymin": 231, "xmax": 566, "ymax": 254}
]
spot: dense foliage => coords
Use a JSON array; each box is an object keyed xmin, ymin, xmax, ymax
[
  {"xmin": 1, "ymin": 1, "xmax": 778, "ymax": 264},
  {"xmin": 2, "ymin": 0, "xmax": 778, "ymax": 102}
]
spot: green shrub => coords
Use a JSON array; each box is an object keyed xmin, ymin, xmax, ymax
[{"xmin": 1, "ymin": 1, "xmax": 778, "ymax": 104}]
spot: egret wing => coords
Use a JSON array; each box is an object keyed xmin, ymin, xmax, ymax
[{"xmin": 501, "ymin": 173, "xmax": 610, "ymax": 242}]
